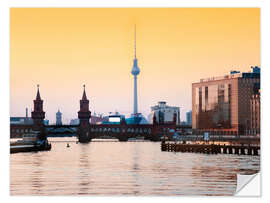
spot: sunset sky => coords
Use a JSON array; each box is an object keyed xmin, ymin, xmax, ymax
[{"xmin": 10, "ymin": 8, "xmax": 260, "ymax": 123}]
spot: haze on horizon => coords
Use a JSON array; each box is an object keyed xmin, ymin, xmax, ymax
[{"xmin": 10, "ymin": 8, "xmax": 260, "ymax": 124}]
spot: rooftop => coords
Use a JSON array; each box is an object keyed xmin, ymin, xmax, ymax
[{"xmin": 197, "ymin": 66, "xmax": 260, "ymax": 83}]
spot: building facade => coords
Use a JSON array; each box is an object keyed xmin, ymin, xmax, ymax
[
  {"xmin": 250, "ymin": 88, "xmax": 260, "ymax": 135},
  {"xmin": 192, "ymin": 66, "xmax": 260, "ymax": 135},
  {"xmin": 186, "ymin": 110, "xmax": 192, "ymax": 125},
  {"xmin": 151, "ymin": 101, "xmax": 180, "ymax": 125}
]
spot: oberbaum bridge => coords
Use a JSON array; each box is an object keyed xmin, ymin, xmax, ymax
[{"xmin": 10, "ymin": 85, "xmax": 186, "ymax": 142}]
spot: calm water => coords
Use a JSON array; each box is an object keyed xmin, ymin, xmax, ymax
[{"xmin": 10, "ymin": 137, "xmax": 260, "ymax": 196}]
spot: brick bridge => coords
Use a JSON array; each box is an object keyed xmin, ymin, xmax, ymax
[{"xmin": 10, "ymin": 85, "xmax": 190, "ymax": 142}]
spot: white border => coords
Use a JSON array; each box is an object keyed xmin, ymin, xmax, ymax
[
  {"xmin": 6, "ymin": 0, "xmax": 264, "ymax": 8},
  {"xmin": 2, "ymin": 0, "xmax": 270, "ymax": 202}
]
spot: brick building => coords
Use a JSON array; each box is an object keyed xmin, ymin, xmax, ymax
[
  {"xmin": 192, "ymin": 66, "xmax": 260, "ymax": 135},
  {"xmin": 250, "ymin": 88, "xmax": 260, "ymax": 135}
]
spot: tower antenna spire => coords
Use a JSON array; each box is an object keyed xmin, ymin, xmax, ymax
[
  {"xmin": 82, "ymin": 84, "xmax": 87, "ymax": 100},
  {"xmin": 36, "ymin": 84, "xmax": 41, "ymax": 100},
  {"xmin": 134, "ymin": 24, "xmax": 136, "ymax": 58}
]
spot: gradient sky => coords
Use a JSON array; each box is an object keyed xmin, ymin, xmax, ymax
[{"xmin": 10, "ymin": 8, "xmax": 260, "ymax": 124}]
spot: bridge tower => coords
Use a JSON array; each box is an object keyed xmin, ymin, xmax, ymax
[
  {"xmin": 78, "ymin": 85, "xmax": 91, "ymax": 142},
  {"xmin": 31, "ymin": 85, "xmax": 45, "ymax": 131},
  {"xmin": 153, "ymin": 113, "xmax": 157, "ymax": 125}
]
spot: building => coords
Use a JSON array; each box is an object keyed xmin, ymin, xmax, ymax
[
  {"xmin": 90, "ymin": 113, "xmax": 105, "ymax": 124},
  {"xmin": 126, "ymin": 113, "xmax": 149, "ymax": 124},
  {"xmin": 192, "ymin": 66, "xmax": 260, "ymax": 135},
  {"xmin": 147, "ymin": 113, "xmax": 153, "ymax": 124},
  {"xmin": 56, "ymin": 109, "xmax": 62, "ymax": 125},
  {"xmin": 181, "ymin": 121, "xmax": 187, "ymax": 125},
  {"xmin": 100, "ymin": 111, "xmax": 148, "ymax": 125},
  {"xmin": 250, "ymin": 85, "xmax": 260, "ymax": 135},
  {"xmin": 10, "ymin": 117, "xmax": 32, "ymax": 125},
  {"xmin": 186, "ymin": 110, "xmax": 192, "ymax": 125},
  {"xmin": 150, "ymin": 101, "xmax": 180, "ymax": 125},
  {"xmin": 101, "ymin": 112, "xmax": 125, "ymax": 124},
  {"xmin": 70, "ymin": 118, "xmax": 80, "ymax": 125},
  {"xmin": 44, "ymin": 120, "xmax": 49, "ymax": 125},
  {"xmin": 10, "ymin": 108, "xmax": 33, "ymax": 125}
]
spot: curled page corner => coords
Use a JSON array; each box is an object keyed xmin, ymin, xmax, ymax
[{"xmin": 234, "ymin": 172, "xmax": 260, "ymax": 196}]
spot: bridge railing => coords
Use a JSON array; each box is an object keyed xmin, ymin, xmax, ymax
[{"xmin": 174, "ymin": 134, "xmax": 260, "ymax": 142}]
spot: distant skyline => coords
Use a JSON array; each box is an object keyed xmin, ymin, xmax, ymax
[{"xmin": 10, "ymin": 8, "xmax": 260, "ymax": 123}]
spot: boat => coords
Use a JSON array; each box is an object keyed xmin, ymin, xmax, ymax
[
  {"xmin": 128, "ymin": 136, "xmax": 150, "ymax": 142},
  {"xmin": 10, "ymin": 131, "xmax": 52, "ymax": 154}
]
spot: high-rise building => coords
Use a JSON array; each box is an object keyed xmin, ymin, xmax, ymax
[
  {"xmin": 186, "ymin": 110, "xmax": 192, "ymax": 125},
  {"xmin": 56, "ymin": 109, "xmax": 62, "ymax": 125},
  {"xmin": 192, "ymin": 66, "xmax": 260, "ymax": 135},
  {"xmin": 151, "ymin": 101, "xmax": 180, "ymax": 124}
]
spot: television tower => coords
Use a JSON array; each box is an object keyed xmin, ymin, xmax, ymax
[{"xmin": 131, "ymin": 25, "xmax": 140, "ymax": 115}]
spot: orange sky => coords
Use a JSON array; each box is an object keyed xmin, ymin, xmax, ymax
[{"xmin": 10, "ymin": 8, "xmax": 260, "ymax": 123}]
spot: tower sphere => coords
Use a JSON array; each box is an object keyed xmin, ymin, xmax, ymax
[{"xmin": 131, "ymin": 58, "xmax": 140, "ymax": 76}]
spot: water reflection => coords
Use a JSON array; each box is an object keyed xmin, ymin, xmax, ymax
[
  {"xmin": 78, "ymin": 143, "xmax": 92, "ymax": 195},
  {"xmin": 10, "ymin": 138, "xmax": 260, "ymax": 196},
  {"xmin": 31, "ymin": 153, "xmax": 45, "ymax": 194},
  {"xmin": 131, "ymin": 143, "xmax": 141, "ymax": 195}
]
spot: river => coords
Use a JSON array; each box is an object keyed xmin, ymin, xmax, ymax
[{"xmin": 10, "ymin": 137, "xmax": 260, "ymax": 196}]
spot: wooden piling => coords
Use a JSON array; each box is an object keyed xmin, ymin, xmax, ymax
[
  {"xmin": 248, "ymin": 148, "xmax": 252, "ymax": 155},
  {"xmin": 228, "ymin": 147, "xmax": 233, "ymax": 154},
  {"xmin": 160, "ymin": 142, "xmax": 259, "ymax": 156},
  {"xmin": 235, "ymin": 147, "xmax": 239, "ymax": 155},
  {"xmin": 253, "ymin": 148, "xmax": 259, "ymax": 156},
  {"xmin": 241, "ymin": 147, "xmax": 245, "ymax": 155}
]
